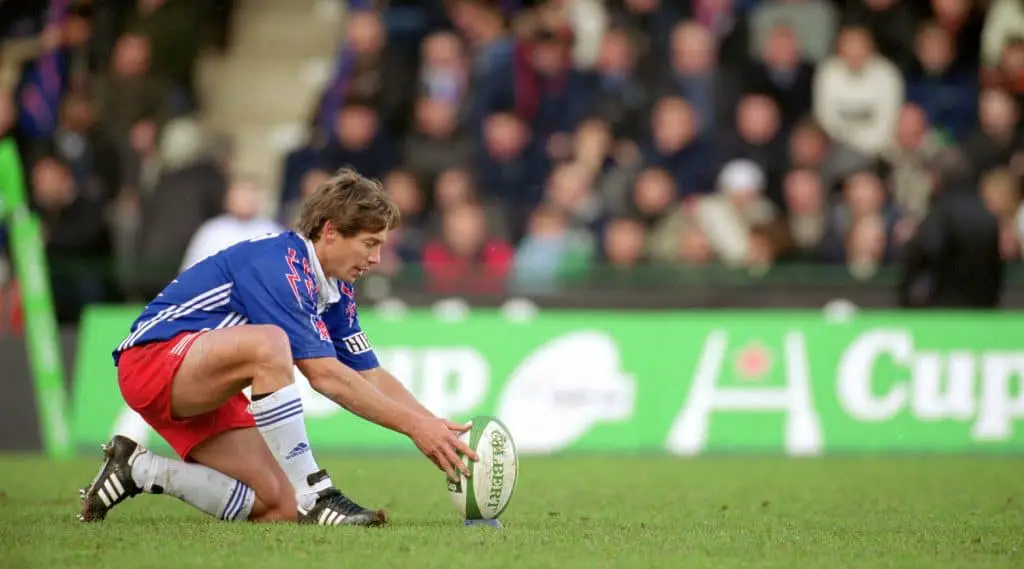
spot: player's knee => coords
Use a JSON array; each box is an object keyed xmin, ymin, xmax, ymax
[{"xmin": 248, "ymin": 325, "xmax": 293, "ymax": 376}]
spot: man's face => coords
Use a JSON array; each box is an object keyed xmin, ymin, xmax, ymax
[
  {"xmin": 765, "ymin": 27, "xmax": 799, "ymax": 68},
  {"xmin": 318, "ymin": 223, "xmax": 387, "ymax": 282},
  {"xmin": 916, "ymin": 27, "xmax": 953, "ymax": 73},
  {"xmin": 838, "ymin": 29, "xmax": 872, "ymax": 70}
]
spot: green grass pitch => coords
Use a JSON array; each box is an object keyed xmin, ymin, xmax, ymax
[{"xmin": 1, "ymin": 454, "xmax": 1022, "ymax": 568}]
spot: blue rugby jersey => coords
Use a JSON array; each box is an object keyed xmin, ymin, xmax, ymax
[{"xmin": 113, "ymin": 231, "xmax": 379, "ymax": 371}]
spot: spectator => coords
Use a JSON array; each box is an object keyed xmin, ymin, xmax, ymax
[
  {"xmin": 813, "ymin": 25, "xmax": 904, "ymax": 158},
  {"xmin": 121, "ymin": 116, "xmax": 162, "ymax": 201},
  {"xmin": 418, "ymin": 31, "xmax": 471, "ymax": 120},
  {"xmin": 277, "ymin": 109, "xmax": 331, "ymax": 211},
  {"xmin": 544, "ymin": 161, "xmax": 604, "ymax": 237},
  {"xmin": 956, "ymin": 88, "xmax": 1024, "ymax": 182},
  {"xmin": 514, "ymin": 25, "xmax": 592, "ymax": 154},
  {"xmin": 693, "ymin": 0, "xmax": 750, "ymax": 69},
  {"xmin": 338, "ymin": 9, "xmax": 416, "ymax": 136},
  {"xmin": 882, "ymin": 104, "xmax": 945, "ymax": 228},
  {"xmin": 378, "ymin": 169, "xmax": 426, "ymax": 275},
  {"xmin": 320, "ymin": 102, "xmax": 399, "ymax": 181},
  {"xmin": 833, "ymin": 170, "xmax": 898, "ymax": 242},
  {"xmin": 787, "ymin": 117, "xmax": 874, "ymax": 191},
  {"xmin": 978, "ymin": 168, "xmax": 1024, "ymax": 262},
  {"xmin": 59, "ymin": 5, "xmax": 98, "ymax": 92},
  {"xmin": 91, "ymin": 33, "xmax": 169, "ymax": 140},
  {"xmin": 0, "ymin": 22, "xmax": 54, "ymax": 92},
  {"xmin": 109, "ymin": 113, "xmax": 162, "ymax": 297},
  {"xmin": 430, "ymin": 166, "xmax": 510, "ymax": 242},
  {"xmin": 402, "ymin": 96, "xmax": 474, "ymax": 186},
  {"xmin": 421, "ymin": 201, "xmax": 513, "ymax": 293},
  {"xmin": 571, "ymin": 117, "xmax": 614, "ymax": 178},
  {"xmin": 120, "ymin": 0, "xmax": 203, "ymax": 113},
  {"xmin": 899, "ymin": 181, "xmax": 1004, "ymax": 308},
  {"xmin": 628, "ymin": 167, "xmax": 677, "ymax": 229},
  {"xmin": 606, "ymin": 0, "xmax": 684, "ymax": 61},
  {"xmin": 781, "ymin": 168, "xmax": 843, "ymax": 262},
  {"xmin": 34, "ymin": 89, "xmax": 121, "ymax": 205},
  {"xmin": 582, "ymin": 25, "xmax": 650, "ymax": 140},
  {"xmin": 280, "ymin": 169, "xmax": 331, "ymax": 228},
  {"xmin": 841, "ymin": 0, "xmax": 921, "ymax": 70},
  {"xmin": 658, "ymin": 20, "xmax": 735, "ymax": 138},
  {"xmin": 695, "ymin": 158, "xmax": 778, "ymax": 268},
  {"xmin": 743, "ymin": 22, "xmax": 815, "ymax": 136},
  {"xmin": 448, "ymin": 0, "xmax": 516, "ymax": 127},
  {"xmin": 981, "ymin": 0, "xmax": 1024, "ymax": 70},
  {"xmin": 510, "ymin": 203, "xmax": 593, "ymax": 293},
  {"xmin": 718, "ymin": 93, "xmax": 787, "ymax": 184},
  {"xmin": 845, "ymin": 213, "xmax": 890, "ymax": 280},
  {"xmin": 601, "ymin": 216, "xmax": 647, "ymax": 270},
  {"xmin": 133, "ymin": 117, "xmax": 226, "ymax": 298},
  {"xmin": 905, "ymin": 21, "xmax": 978, "ymax": 144},
  {"xmin": 475, "ymin": 111, "xmax": 544, "ymax": 225},
  {"xmin": 535, "ymin": 0, "xmax": 608, "ymax": 71},
  {"xmin": 30, "ymin": 154, "xmax": 114, "ymax": 322},
  {"xmin": 179, "ymin": 177, "xmax": 285, "ymax": 272},
  {"xmin": 982, "ymin": 36, "xmax": 1024, "ymax": 101},
  {"xmin": 632, "ymin": 96, "xmax": 713, "ymax": 201},
  {"xmin": 648, "ymin": 215, "xmax": 713, "ymax": 267},
  {"xmin": 749, "ymin": 0, "xmax": 838, "ymax": 64},
  {"xmin": 929, "ymin": 0, "xmax": 984, "ymax": 72}
]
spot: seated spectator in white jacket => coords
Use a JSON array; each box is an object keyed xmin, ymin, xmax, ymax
[
  {"xmin": 180, "ymin": 177, "xmax": 285, "ymax": 272},
  {"xmin": 694, "ymin": 159, "xmax": 778, "ymax": 269},
  {"xmin": 813, "ymin": 25, "xmax": 904, "ymax": 157},
  {"xmin": 982, "ymin": 0, "xmax": 1024, "ymax": 70}
]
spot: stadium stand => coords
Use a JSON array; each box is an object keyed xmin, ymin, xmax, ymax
[{"xmin": 1, "ymin": 0, "xmax": 1022, "ymax": 324}]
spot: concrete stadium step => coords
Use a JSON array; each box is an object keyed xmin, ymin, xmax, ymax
[
  {"xmin": 196, "ymin": 56, "xmax": 332, "ymax": 128},
  {"xmin": 223, "ymin": 122, "xmax": 310, "ymax": 202},
  {"xmin": 228, "ymin": 2, "xmax": 343, "ymax": 59},
  {"xmin": 193, "ymin": 0, "xmax": 344, "ymax": 200},
  {"xmin": 240, "ymin": 0, "xmax": 335, "ymax": 12}
]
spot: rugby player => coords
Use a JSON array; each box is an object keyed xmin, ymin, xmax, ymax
[{"xmin": 78, "ymin": 168, "xmax": 478, "ymax": 526}]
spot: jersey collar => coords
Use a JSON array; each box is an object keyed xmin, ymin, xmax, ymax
[{"xmin": 300, "ymin": 235, "xmax": 342, "ymax": 310}]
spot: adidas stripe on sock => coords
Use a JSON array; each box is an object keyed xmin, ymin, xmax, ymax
[
  {"xmin": 250, "ymin": 384, "xmax": 331, "ymax": 510},
  {"xmin": 219, "ymin": 479, "xmax": 255, "ymax": 521}
]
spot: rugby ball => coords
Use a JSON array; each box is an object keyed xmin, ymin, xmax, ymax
[{"xmin": 447, "ymin": 415, "xmax": 518, "ymax": 520}]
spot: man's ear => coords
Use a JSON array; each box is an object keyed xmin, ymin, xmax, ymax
[{"xmin": 321, "ymin": 220, "xmax": 336, "ymax": 244}]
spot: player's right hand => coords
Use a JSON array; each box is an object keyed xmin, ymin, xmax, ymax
[{"xmin": 408, "ymin": 417, "xmax": 479, "ymax": 482}]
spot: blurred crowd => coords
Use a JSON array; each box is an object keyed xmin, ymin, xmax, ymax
[
  {"xmin": 2, "ymin": 0, "xmax": 1024, "ymax": 323},
  {"xmin": 0, "ymin": 0, "xmax": 236, "ymax": 323}
]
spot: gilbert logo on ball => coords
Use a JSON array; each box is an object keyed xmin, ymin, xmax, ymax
[{"xmin": 448, "ymin": 415, "xmax": 518, "ymax": 522}]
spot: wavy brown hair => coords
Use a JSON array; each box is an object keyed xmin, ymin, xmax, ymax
[{"xmin": 295, "ymin": 167, "xmax": 400, "ymax": 241}]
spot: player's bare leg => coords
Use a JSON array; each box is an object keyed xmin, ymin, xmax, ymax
[
  {"xmin": 170, "ymin": 324, "xmax": 385, "ymax": 525},
  {"xmin": 185, "ymin": 427, "xmax": 299, "ymax": 521}
]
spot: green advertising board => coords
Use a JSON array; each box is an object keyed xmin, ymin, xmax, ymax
[{"xmin": 72, "ymin": 307, "xmax": 1024, "ymax": 456}]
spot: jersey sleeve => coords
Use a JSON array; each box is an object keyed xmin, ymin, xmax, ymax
[
  {"xmin": 321, "ymin": 298, "xmax": 380, "ymax": 371},
  {"xmin": 233, "ymin": 249, "xmax": 336, "ymax": 361}
]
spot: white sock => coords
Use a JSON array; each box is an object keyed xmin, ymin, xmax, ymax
[
  {"xmin": 131, "ymin": 450, "xmax": 255, "ymax": 521},
  {"xmin": 250, "ymin": 384, "xmax": 331, "ymax": 510}
]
